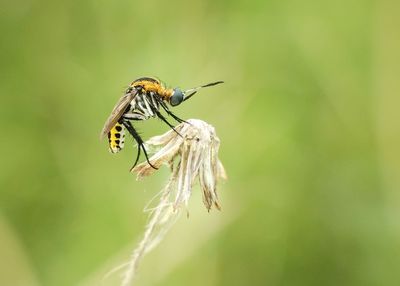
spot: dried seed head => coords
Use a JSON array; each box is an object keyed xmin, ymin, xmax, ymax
[
  {"xmin": 115, "ymin": 120, "xmax": 226, "ymax": 285},
  {"xmin": 132, "ymin": 119, "xmax": 226, "ymax": 211}
]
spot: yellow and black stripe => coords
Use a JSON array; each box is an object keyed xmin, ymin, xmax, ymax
[{"xmin": 108, "ymin": 122, "xmax": 125, "ymax": 153}]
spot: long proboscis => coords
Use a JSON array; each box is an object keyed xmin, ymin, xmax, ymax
[{"xmin": 183, "ymin": 81, "xmax": 224, "ymax": 102}]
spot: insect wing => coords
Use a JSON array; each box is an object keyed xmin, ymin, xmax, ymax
[{"xmin": 100, "ymin": 91, "xmax": 136, "ymax": 139}]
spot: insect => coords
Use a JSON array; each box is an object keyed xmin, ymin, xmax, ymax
[{"xmin": 100, "ymin": 77, "xmax": 223, "ymax": 170}]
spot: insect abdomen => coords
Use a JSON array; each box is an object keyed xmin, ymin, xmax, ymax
[{"xmin": 108, "ymin": 122, "xmax": 125, "ymax": 153}]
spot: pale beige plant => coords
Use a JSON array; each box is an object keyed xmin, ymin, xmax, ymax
[{"xmin": 119, "ymin": 119, "xmax": 226, "ymax": 286}]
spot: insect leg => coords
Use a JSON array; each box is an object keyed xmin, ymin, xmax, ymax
[
  {"xmin": 132, "ymin": 138, "xmax": 142, "ymax": 168},
  {"xmin": 148, "ymin": 104, "xmax": 183, "ymax": 138},
  {"xmin": 121, "ymin": 120, "xmax": 157, "ymax": 170},
  {"xmin": 157, "ymin": 98, "xmax": 188, "ymax": 124}
]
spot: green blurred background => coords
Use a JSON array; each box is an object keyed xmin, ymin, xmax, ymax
[{"xmin": 1, "ymin": 0, "xmax": 400, "ymax": 285}]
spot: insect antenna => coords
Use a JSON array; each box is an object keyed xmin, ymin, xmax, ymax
[{"xmin": 183, "ymin": 81, "xmax": 224, "ymax": 102}]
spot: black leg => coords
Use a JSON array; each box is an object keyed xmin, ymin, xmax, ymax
[
  {"xmin": 132, "ymin": 138, "xmax": 142, "ymax": 168},
  {"xmin": 157, "ymin": 99, "xmax": 188, "ymax": 124},
  {"xmin": 166, "ymin": 109, "xmax": 187, "ymax": 124},
  {"xmin": 148, "ymin": 104, "xmax": 183, "ymax": 138},
  {"xmin": 122, "ymin": 120, "xmax": 157, "ymax": 170}
]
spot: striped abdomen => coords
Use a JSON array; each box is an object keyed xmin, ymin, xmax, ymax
[{"xmin": 108, "ymin": 122, "xmax": 125, "ymax": 153}]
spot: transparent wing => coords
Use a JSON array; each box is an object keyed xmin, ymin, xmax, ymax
[{"xmin": 99, "ymin": 91, "xmax": 136, "ymax": 140}]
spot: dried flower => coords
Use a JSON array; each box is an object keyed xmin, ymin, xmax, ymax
[
  {"xmin": 117, "ymin": 119, "xmax": 226, "ymax": 286},
  {"xmin": 132, "ymin": 118, "xmax": 227, "ymax": 210}
]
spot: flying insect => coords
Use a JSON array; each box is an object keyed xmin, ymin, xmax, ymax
[{"xmin": 100, "ymin": 77, "xmax": 223, "ymax": 170}]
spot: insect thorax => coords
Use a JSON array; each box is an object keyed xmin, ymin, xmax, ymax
[
  {"xmin": 124, "ymin": 90, "xmax": 162, "ymax": 121},
  {"xmin": 130, "ymin": 78, "xmax": 173, "ymax": 101}
]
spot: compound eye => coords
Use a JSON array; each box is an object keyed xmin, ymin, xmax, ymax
[{"xmin": 170, "ymin": 89, "xmax": 184, "ymax": 106}]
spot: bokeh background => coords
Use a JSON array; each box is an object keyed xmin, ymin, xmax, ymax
[{"xmin": 1, "ymin": 0, "xmax": 400, "ymax": 285}]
